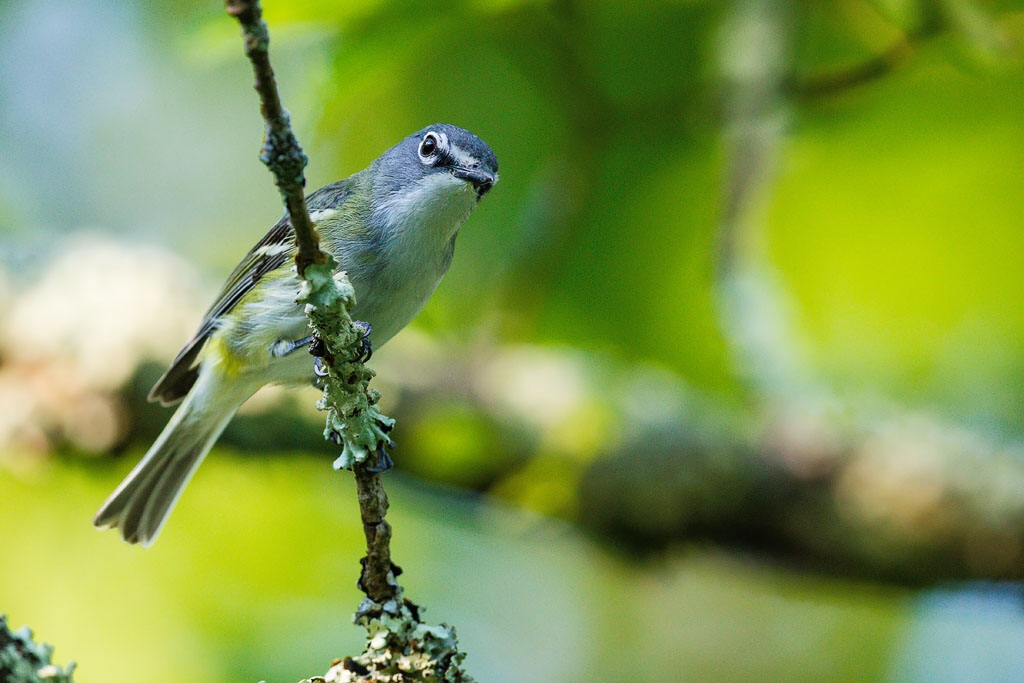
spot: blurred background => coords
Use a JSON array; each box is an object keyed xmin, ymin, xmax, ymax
[{"xmin": 2, "ymin": 0, "xmax": 1024, "ymax": 680}]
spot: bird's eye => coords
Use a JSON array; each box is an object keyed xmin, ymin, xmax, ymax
[{"xmin": 419, "ymin": 133, "xmax": 440, "ymax": 162}]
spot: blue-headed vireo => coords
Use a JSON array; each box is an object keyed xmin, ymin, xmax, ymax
[{"xmin": 94, "ymin": 124, "xmax": 498, "ymax": 546}]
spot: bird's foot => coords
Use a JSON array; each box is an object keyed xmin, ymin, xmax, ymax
[
  {"xmin": 271, "ymin": 334, "xmax": 314, "ymax": 358},
  {"xmin": 367, "ymin": 444, "xmax": 393, "ymax": 473},
  {"xmin": 352, "ymin": 321, "xmax": 373, "ymax": 362}
]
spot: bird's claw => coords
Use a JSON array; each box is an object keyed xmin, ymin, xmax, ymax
[
  {"xmin": 367, "ymin": 445, "xmax": 394, "ymax": 473},
  {"xmin": 352, "ymin": 321, "xmax": 373, "ymax": 363}
]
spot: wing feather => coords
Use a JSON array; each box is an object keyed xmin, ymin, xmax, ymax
[{"xmin": 148, "ymin": 180, "xmax": 354, "ymax": 405}]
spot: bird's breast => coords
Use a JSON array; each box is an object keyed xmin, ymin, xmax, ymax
[{"xmin": 351, "ymin": 174, "xmax": 477, "ymax": 345}]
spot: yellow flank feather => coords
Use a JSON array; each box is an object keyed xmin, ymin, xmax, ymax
[{"xmin": 203, "ymin": 334, "xmax": 247, "ymax": 378}]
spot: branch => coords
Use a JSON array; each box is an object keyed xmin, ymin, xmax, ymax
[
  {"xmin": 224, "ymin": 0, "xmax": 326, "ymax": 276},
  {"xmin": 225, "ymin": 2, "xmax": 473, "ymax": 680},
  {"xmin": 226, "ymin": 0, "xmax": 397, "ymax": 606},
  {"xmin": 782, "ymin": 0, "xmax": 1014, "ymax": 99},
  {"xmin": 578, "ymin": 404, "xmax": 1024, "ymax": 586},
  {"xmin": 715, "ymin": 0, "xmax": 813, "ymax": 400}
]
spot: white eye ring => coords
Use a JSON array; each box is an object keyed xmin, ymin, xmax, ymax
[{"xmin": 418, "ymin": 131, "xmax": 445, "ymax": 164}]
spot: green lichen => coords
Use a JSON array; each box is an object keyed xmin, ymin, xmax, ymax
[
  {"xmin": 304, "ymin": 594, "xmax": 473, "ymax": 683},
  {"xmin": 261, "ymin": 113, "xmax": 308, "ymax": 190},
  {"xmin": 0, "ymin": 616, "xmax": 76, "ymax": 683},
  {"xmin": 296, "ymin": 260, "xmax": 395, "ymax": 469}
]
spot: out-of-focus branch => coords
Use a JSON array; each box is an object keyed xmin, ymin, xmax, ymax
[
  {"xmin": 578, "ymin": 402, "xmax": 1024, "ymax": 585},
  {"xmin": 715, "ymin": 0, "xmax": 813, "ymax": 401},
  {"xmin": 362, "ymin": 336, "xmax": 1024, "ymax": 586},
  {"xmin": 784, "ymin": 35, "xmax": 918, "ymax": 98},
  {"xmin": 225, "ymin": 2, "xmax": 472, "ymax": 680},
  {"xmin": 784, "ymin": 0, "xmax": 1015, "ymax": 98}
]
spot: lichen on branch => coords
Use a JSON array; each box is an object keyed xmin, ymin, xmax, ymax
[
  {"xmin": 224, "ymin": 1, "xmax": 473, "ymax": 680},
  {"xmin": 0, "ymin": 616, "xmax": 76, "ymax": 683},
  {"xmin": 223, "ymin": 0, "xmax": 392, "ymax": 469},
  {"xmin": 295, "ymin": 262, "xmax": 395, "ymax": 471}
]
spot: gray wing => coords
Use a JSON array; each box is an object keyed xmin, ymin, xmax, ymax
[{"xmin": 148, "ymin": 180, "xmax": 354, "ymax": 405}]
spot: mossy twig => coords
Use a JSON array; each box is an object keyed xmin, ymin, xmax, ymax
[{"xmin": 225, "ymin": 1, "xmax": 472, "ymax": 679}]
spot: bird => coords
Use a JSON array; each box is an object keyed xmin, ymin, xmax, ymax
[{"xmin": 93, "ymin": 123, "xmax": 498, "ymax": 546}]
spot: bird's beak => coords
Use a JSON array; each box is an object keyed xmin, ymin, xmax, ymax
[{"xmin": 452, "ymin": 166, "xmax": 497, "ymax": 197}]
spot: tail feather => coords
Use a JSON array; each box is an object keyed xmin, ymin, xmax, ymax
[{"xmin": 94, "ymin": 371, "xmax": 249, "ymax": 546}]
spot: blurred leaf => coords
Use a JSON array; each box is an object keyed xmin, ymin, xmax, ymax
[
  {"xmin": 397, "ymin": 401, "xmax": 525, "ymax": 489},
  {"xmin": 768, "ymin": 48, "xmax": 1024, "ymax": 426}
]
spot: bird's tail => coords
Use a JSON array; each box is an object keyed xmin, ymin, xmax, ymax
[{"xmin": 93, "ymin": 369, "xmax": 252, "ymax": 546}]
